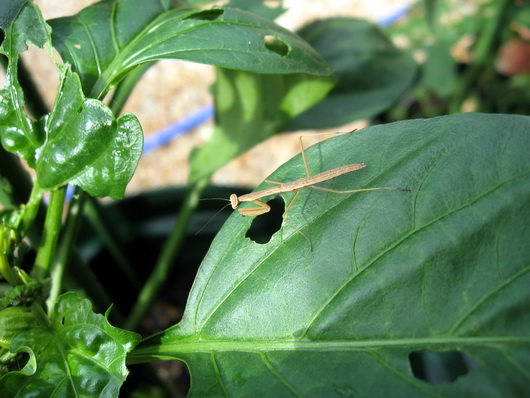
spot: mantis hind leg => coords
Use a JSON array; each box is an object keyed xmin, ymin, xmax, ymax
[{"xmin": 309, "ymin": 185, "xmax": 408, "ymax": 194}]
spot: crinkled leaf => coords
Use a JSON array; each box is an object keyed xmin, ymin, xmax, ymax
[
  {"xmin": 189, "ymin": 68, "xmax": 335, "ymax": 182},
  {"xmin": 36, "ymin": 66, "xmax": 143, "ymax": 198},
  {"xmin": 49, "ymin": 2, "xmax": 332, "ymax": 98},
  {"xmin": 71, "ymin": 113, "xmax": 143, "ymax": 199},
  {"xmin": 134, "ymin": 113, "xmax": 530, "ymax": 397},
  {"xmin": 0, "ymin": 307, "xmax": 39, "ymax": 349},
  {"xmin": 0, "ymin": 1, "xmax": 51, "ymax": 166},
  {"xmin": 0, "ymin": 292, "xmax": 141, "ymax": 397},
  {"xmin": 287, "ymin": 18, "xmax": 417, "ymax": 130}
]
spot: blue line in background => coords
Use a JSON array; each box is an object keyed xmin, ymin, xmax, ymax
[{"xmin": 142, "ymin": 103, "xmax": 215, "ymax": 155}]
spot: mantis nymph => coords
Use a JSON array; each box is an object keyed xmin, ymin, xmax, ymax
[{"xmin": 230, "ymin": 132, "xmax": 407, "ymax": 249}]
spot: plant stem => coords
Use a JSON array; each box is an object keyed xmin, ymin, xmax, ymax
[
  {"xmin": 32, "ymin": 187, "xmax": 66, "ymax": 280},
  {"xmin": 449, "ymin": 0, "xmax": 512, "ymax": 113},
  {"xmin": 0, "ymin": 254, "xmax": 22, "ymax": 285},
  {"xmin": 85, "ymin": 197, "xmax": 140, "ymax": 291},
  {"xmin": 107, "ymin": 62, "xmax": 154, "ymax": 114},
  {"xmin": 124, "ymin": 177, "xmax": 209, "ymax": 331},
  {"xmin": 47, "ymin": 191, "xmax": 87, "ymax": 315}
]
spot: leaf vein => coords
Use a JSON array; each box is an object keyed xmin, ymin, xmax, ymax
[
  {"xmin": 447, "ymin": 265, "xmax": 530, "ymax": 334},
  {"xmin": 260, "ymin": 352, "xmax": 303, "ymax": 397},
  {"xmin": 302, "ymin": 169, "xmax": 530, "ymax": 337}
]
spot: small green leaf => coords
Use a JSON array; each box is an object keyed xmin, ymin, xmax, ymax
[
  {"xmin": 189, "ymin": 68, "xmax": 335, "ymax": 181},
  {"xmin": 49, "ymin": 2, "xmax": 332, "ymax": 98},
  {"xmin": 71, "ymin": 113, "xmax": 144, "ymax": 199},
  {"xmin": 36, "ymin": 66, "xmax": 143, "ymax": 198},
  {"xmin": 287, "ymin": 18, "xmax": 417, "ymax": 130},
  {"xmin": 134, "ymin": 113, "xmax": 530, "ymax": 397},
  {"xmin": 0, "ymin": 293, "xmax": 141, "ymax": 397}
]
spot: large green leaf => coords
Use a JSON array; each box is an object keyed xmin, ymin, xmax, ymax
[
  {"xmin": 49, "ymin": 1, "xmax": 332, "ymax": 98},
  {"xmin": 287, "ymin": 18, "xmax": 417, "ymax": 130},
  {"xmin": 0, "ymin": 293, "xmax": 141, "ymax": 397},
  {"xmin": 133, "ymin": 113, "xmax": 530, "ymax": 396},
  {"xmin": 189, "ymin": 68, "xmax": 335, "ymax": 182}
]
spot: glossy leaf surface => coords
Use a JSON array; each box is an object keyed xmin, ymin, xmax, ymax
[
  {"xmin": 0, "ymin": 1, "xmax": 50, "ymax": 166},
  {"xmin": 0, "ymin": 293, "xmax": 141, "ymax": 397},
  {"xmin": 134, "ymin": 113, "xmax": 530, "ymax": 397},
  {"xmin": 0, "ymin": 307, "xmax": 39, "ymax": 349},
  {"xmin": 287, "ymin": 18, "xmax": 417, "ymax": 130},
  {"xmin": 36, "ymin": 66, "xmax": 143, "ymax": 199},
  {"xmin": 49, "ymin": 1, "xmax": 332, "ymax": 98}
]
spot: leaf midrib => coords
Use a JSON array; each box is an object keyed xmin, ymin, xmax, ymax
[{"xmin": 141, "ymin": 335, "xmax": 530, "ymax": 357}]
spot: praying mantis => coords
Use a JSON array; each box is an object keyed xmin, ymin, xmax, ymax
[{"xmin": 229, "ymin": 131, "xmax": 407, "ymax": 249}]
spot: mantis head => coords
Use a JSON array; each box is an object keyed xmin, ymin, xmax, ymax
[{"xmin": 230, "ymin": 194, "xmax": 240, "ymax": 209}]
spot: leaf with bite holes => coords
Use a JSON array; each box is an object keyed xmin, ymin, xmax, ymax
[
  {"xmin": 49, "ymin": 2, "xmax": 332, "ymax": 98},
  {"xmin": 133, "ymin": 113, "xmax": 530, "ymax": 397}
]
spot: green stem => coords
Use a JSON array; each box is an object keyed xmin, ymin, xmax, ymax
[
  {"xmin": 16, "ymin": 182, "xmax": 43, "ymax": 238},
  {"xmin": 32, "ymin": 187, "xmax": 66, "ymax": 280},
  {"xmin": 124, "ymin": 177, "xmax": 209, "ymax": 331},
  {"xmin": 107, "ymin": 62, "xmax": 154, "ymax": 114},
  {"xmin": 85, "ymin": 197, "xmax": 140, "ymax": 291},
  {"xmin": 47, "ymin": 191, "xmax": 87, "ymax": 315},
  {"xmin": 449, "ymin": 0, "xmax": 512, "ymax": 113}
]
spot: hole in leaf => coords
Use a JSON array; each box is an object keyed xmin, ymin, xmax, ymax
[
  {"xmin": 2, "ymin": 351, "xmax": 30, "ymax": 373},
  {"xmin": 264, "ymin": 35, "xmax": 289, "ymax": 56},
  {"xmin": 409, "ymin": 350, "xmax": 477, "ymax": 385},
  {"xmin": 245, "ymin": 197, "xmax": 284, "ymax": 244},
  {"xmin": 184, "ymin": 8, "xmax": 224, "ymax": 21}
]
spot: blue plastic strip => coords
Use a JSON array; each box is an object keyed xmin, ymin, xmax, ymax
[
  {"xmin": 142, "ymin": 103, "xmax": 215, "ymax": 155},
  {"xmin": 378, "ymin": 5, "xmax": 410, "ymax": 27}
]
